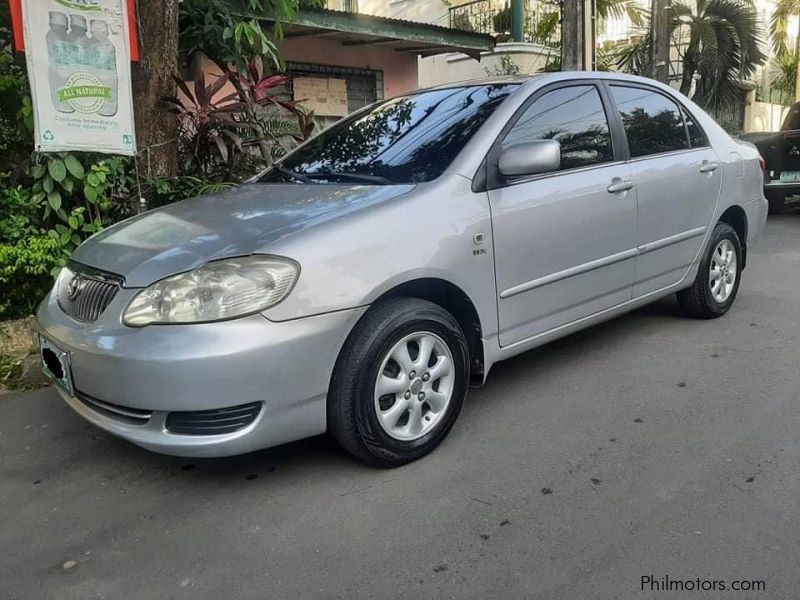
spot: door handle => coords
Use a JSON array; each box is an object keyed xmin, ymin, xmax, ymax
[
  {"xmin": 699, "ymin": 162, "xmax": 719, "ymax": 173},
  {"xmin": 607, "ymin": 179, "xmax": 635, "ymax": 194}
]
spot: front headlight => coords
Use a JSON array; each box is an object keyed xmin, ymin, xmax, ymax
[{"xmin": 123, "ymin": 256, "xmax": 299, "ymax": 326}]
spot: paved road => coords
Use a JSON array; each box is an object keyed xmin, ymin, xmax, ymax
[{"xmin": 2, "ymin": 213, "xmax": 799, "ymax": 600}]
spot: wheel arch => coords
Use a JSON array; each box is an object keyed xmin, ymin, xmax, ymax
[
  {"xmin": 369, "ymin": 278, "xmax": 486, "ymax": 385},
  {"xmin": 718, "ymin": 205, "xmax": 748, "ymax": 269}
]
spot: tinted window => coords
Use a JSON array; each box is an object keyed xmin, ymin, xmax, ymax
[
  {"xmin": 259, "ymin": 84, "xmax": 517, "ymax": 185},
  {"xmin": 610, "ymin": 86, "xmax": 689, "ymax": 157},
  {"xmin": 502, "ymin": 85, "xmax": 614, "ymax": 171},
  {"xmin": 682, "ymin": 107, "xmax": 707, "ymax": 147}
]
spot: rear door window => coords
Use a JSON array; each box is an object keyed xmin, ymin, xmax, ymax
[{"xmin": 610, "ymin": 85, "xmax": 690, "ymax": 158}]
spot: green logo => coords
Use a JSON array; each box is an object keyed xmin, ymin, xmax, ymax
[
  {"xmin": 55, "ymin": 0, "xmax": 101, "ymax": 12},
  {"xmin": 58, "ymin": 72, "xmax": 112, "ymax": 114},
  {"xmin": 43, "ymin": 130, "xmax": 55, "ymax": 141},
  {"xmin": 123, "ymin": 134, "xmax": 133, "ymax": 145}
]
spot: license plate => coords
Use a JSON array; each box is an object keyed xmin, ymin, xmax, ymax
[
  {"xmin": 39, "ymin": 335, "xmax": 73, "ymax": 395},
  {"xmin": 779, "ymin": 171, "xmax": 800, "ymax": 183}
]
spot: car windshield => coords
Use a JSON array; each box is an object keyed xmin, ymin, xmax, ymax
[{"xmin": 259, "ymin": 84, "xmax": 519, "ymax": 185}]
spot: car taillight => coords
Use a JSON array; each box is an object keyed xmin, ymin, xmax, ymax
[{"xmin": 758, "ymin": 156, "xmax": 766, "ymax": 171}]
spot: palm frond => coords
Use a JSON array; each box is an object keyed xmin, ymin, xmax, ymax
[{"xmin": 770, "ymin": 0, "xmax": 800, "ymax": 55}]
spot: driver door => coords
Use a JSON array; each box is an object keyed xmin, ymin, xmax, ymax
[{"xmin": 487, "ymin": 83, "xmax": 638, "ymax": 347}]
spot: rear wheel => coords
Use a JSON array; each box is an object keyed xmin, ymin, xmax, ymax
[
  {"xmin": 766, "ymin": 190, "xmax": 786, "ymax": 214},
  {"xmin": 328, "ymin": 298, "xmax": 469, "ymax": 467},
  {"xmin": 677, "ymin": 222, "xmax": 742, "ymax": 319}
]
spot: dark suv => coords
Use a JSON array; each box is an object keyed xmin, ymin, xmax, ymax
[{"xmin": 741, "ymin": 102, "xmax": 800, "ymax": 213}]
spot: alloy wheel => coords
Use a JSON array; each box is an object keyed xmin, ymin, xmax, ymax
[
  {"xmin": 709, "ymin": 239, "xmax": 737, "ymax": 303},
  {"xmin": 373, "ymin": 332, "xmax": 455, "ymax": 441}
]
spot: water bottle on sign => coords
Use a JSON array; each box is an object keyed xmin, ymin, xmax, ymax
[
  {"xmin": 66, "ymin": 15, "xmax": 89, "ymax": 70},
  {"xmin": 46, "ymin": 12, "xmax": 73, "ymax": 113},
  {"xmin": 90, "ymin": 20, "xmax": 118, "ymax": 117}
]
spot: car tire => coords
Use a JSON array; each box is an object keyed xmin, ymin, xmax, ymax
[
  {"xmin": 328, "ymin": 297, "xmax": 469, "ymax": 468},
  {"xmin": 766, "ymin": 191, "xmax": 786, "ymax": 214},
  {"xmin": 677, "ymin": 222, "xmax": 743, "ymax": 320}
]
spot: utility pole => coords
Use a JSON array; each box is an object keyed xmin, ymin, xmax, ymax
[
  {"xmin": 561, "ymin": 0, "xmax": 596, "ymax": 71},
  {"xmin": 650, "ymin": 0, "xmax": 671, "ymax": 84},
  {"xmin": 511, "ymin": 0, "xmax": 524, "ymax": 42}
]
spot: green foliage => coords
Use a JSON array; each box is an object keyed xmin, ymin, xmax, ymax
[
  {"xmin": 0, "ymin": 7, "xmax": 33, "ymax": 171},
  {"xmin": 673, "ymin": 0, "xmax": 765, "ymax": 109},
  {"xmin": 149, "ymin": 176, "xmax": 236, "ymax": 207},
  {"xmin": 0, "ymin": 233, "xmax": 67, "ymax": 319},
  {"xmin": 0, "ymin": 181, "xmax": 39, "ymax": 243},
  {"xmin": 0, "ymin": 353, "xmax": 27, "ymax": 390},
  {"xmin": 166, "ymin": 61, "xmax": 314, "ymax": 180},
  {"xmin": 766, "ymin": 50, "xmax": 798, "ymax": 106},
  {"xmin": 484, "ymin": 55, "xmax": 521, "ymax": 77},
  {"xmin": 29, "ymin": 153, "xmax": 133, "ymax": 239},
  {"xmin": 180, "ymin": 0, "xmax": 300, "ymax": 73},
  {"xmin": 1, "ymin": 154, "xmax": 136, "ymax": 319},
  {"xmin": 770, "ymin": 0, "xmax": 800, "ymax": 56}
]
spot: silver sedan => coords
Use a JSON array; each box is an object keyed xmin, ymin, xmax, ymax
[{"xmin": 37, "ymin": 73, "xmax": 768, "ymax": 466}]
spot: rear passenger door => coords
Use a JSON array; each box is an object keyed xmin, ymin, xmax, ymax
[{"xmin": 606, "ymin": 84, "xmax": 722, "ymax": 297}]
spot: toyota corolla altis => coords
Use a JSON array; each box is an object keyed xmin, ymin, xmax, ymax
[{"xmin": 37, "ymin": 73, "xmax": 767, "ymax": 467}]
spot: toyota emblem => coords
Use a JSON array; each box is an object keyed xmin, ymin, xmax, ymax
[{"xmin": 67, "ymin": 275, "xmax": 85, "ymax": 301}]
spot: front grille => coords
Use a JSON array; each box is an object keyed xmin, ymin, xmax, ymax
[
  {"xmin": 57, "ymin": 265, "xmax": 121, "ymax": 323},
  {"xmin": 75, "ymin": 390, "xmax": 153, "ymax": 426},
  {"xmin": 166, "ymin": 403, "xmax": 263, "ymax": 436}
]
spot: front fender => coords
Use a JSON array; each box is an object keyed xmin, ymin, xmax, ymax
[{"xmin": 261, "ymin": 177, "xmax": 499, "ymax": 340}]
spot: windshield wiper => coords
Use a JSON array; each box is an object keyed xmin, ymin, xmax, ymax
[
  {"xmin": 304, "ymin": 172, "xmax": 394, "ymax": 185},
  {"xmin": 271, "ymin": 163, "xmax": 315, "ymax": 184}
]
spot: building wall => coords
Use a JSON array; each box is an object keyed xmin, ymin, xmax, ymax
[
  {"xmin": 280, "ymin": 37, "xmax": 419, "ymax": 98},
  {"xmin": 419, "ymin": 42, "xmax": 552, "ymax": 87},
  {"xmin": 746, "ymin": 99, "xmax": 790, "ymax": 133},
  {"xmin": 357, "ymin": 0, "xmax": 451, "ymax": 27}
]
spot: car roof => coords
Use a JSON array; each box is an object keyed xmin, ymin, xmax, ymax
[{"xmin": 419, "ymin": 71, "xmax": 680, "ymax": 95}]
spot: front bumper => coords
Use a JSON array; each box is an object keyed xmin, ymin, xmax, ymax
[{"xmin": 37, "ymin": 288, "xmax": 365, "ymax": 457}]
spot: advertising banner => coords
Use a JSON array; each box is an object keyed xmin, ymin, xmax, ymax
[{"xmin": 21, "ymin": 0, "xmax": 137, "ymax": 155}]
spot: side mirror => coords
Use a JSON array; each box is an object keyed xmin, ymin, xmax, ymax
[{"xmin": 498, "ymin": 140, "xmax": 561, "ymax": 177}]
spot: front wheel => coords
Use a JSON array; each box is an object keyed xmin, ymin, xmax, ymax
[
  {"xmin": 677, "ymin": 222, "xmax": 742, "ymax": 319},
  {"xmin": 328, "ymin": 298, "xmax": 469, "ymax": 467}
]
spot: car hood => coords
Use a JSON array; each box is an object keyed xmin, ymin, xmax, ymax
[{"xmin": 71, "ymin": 183, "xmax": 414, "ymax": 287}]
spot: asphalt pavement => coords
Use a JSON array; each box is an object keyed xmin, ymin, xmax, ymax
[{"xmin": 2, "ymin": 210, "xmax": 799, "ymax": 600}]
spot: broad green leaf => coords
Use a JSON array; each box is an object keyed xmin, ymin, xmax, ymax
[
  {"xmin": 63, "ymin": 154, "xmax": 85, "ymax": 180},
  {"xmin": 48, "ymin": 158, "xmax": 67, "ymax": 183},
  {"xmin": 47, "ymin": 191, "xmax": 62, "ymax": 211},
  {"xmin": 71, "ymin": 234, "xmax": 82, "ymax": 246},
  {"xmin": 31, "ymin": 164, "xmax": 46, "ymax": 179},
  {"xmin": 43, "ymin": 176, "xmax": 54, "ymax": 194},
  {"xmin": 68, "ymin": 216, "xmax": 79, "ymax": 230},
  {"xmin": 84, "ymin": 185, "xmax": 98, "ymax": 203}
]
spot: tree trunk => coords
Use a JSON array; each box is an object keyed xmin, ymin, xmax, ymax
[
  {"xmin": 131, "ymin": 0, "xmax": 180, "ymax": 180},
  {"xmin": 649, "ymin": 0, "xmax": 671, "ymax": 84},
  {"xmin": 679, "ymin": 37, "xmax": 699, "ymax": 97},
  {"xmin": 561, "ymin": 0, "xmax": 586, "ymax": 71}
]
